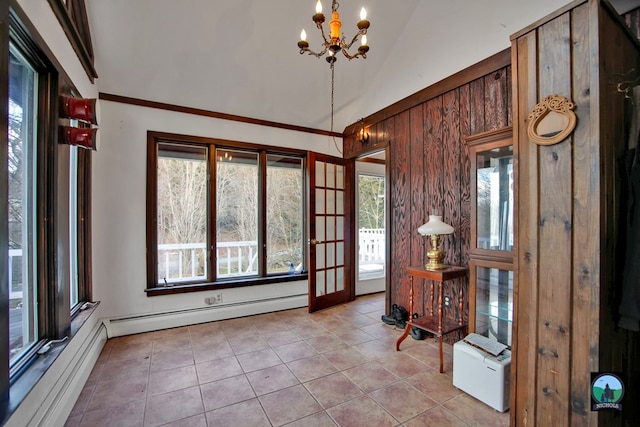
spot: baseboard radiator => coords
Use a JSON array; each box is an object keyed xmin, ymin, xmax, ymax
[
  {"xmin": 5, "ymin": 317, "xmax": 108, "ymax": 427},
  {"xmin": 104, "ymin": 293, "xmax": 308, "ymax": 338}
]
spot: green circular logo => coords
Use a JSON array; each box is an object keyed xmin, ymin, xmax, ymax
[{"xmin": 591, "ymin": 373, "xmax": 624, "ymax": 404}]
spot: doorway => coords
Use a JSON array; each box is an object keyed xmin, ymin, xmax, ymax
[{"xmin": 355, "ymin": 150, "xmax": 387, "ymax": 296}]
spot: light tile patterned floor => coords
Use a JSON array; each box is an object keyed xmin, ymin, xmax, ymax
[{"xmin": 65, "ymin": 293, "xmax": 510, "ymax": 427}]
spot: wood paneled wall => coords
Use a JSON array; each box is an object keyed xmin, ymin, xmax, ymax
[
  {"xmin": 512, "ymin": 1, "xmax": 640, "ymax": 425},
  {"xmin": 344, "ymin": 53, "xmax": 512, "ymax": 328}
]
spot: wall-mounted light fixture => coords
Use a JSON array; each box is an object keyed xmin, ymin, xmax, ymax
[
  {"xmin": 60, "ymin": 96, "xmax": 98, "ymax": 125},
  {"xmin": 358, "ymin": 118, "xmax": 369, "ymax": 143},
  {"xmin": 59, "ymin": 95, "xmax": 99, "ymax": 150},
  {"xmin": 59, "ymin": 126, "xmax": 98, "ymax": 150}
]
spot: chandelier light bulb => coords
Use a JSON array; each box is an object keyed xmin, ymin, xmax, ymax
[
  {"xmin": 360, "ymin": 7, "xmax": 367, "ymax": 20},
  {"xmin": 316, "ymin": 0, "xmax": 322, "ymax": 14},
  {"xmin": 300, "ymin": 29, "xmax": 307, "ymax": 41},
  {"xmin": 361, "ymin": 34, "xmax": 367, "ymax": 46}
]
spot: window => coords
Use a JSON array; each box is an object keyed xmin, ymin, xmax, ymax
[
  {"xmin": 8, "ymin": 43, "xmax": 39, "ymax": 366},
  {"xmin": 1, "ymin": 4, "xmax": 93, "ymax": 409},
  {"xmin": 148, "ymin": 134, "xmax": 306, "ymax": 293},
  {"xmin": 69, "ymin": 145, "xmax": 79, "ymax": 308},
  {"xmin": 357, "ymin": 173, "xmax": 385, "ymax": 280}
]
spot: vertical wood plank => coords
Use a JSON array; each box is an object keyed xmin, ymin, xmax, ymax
[
  {"xmin": 536, "ymin": 12, "xmax": 573, "ymax": 425},
  {"xmin": 442, "ymin": 90, "xmax": 464, "ymax": 325},
  {"xmin": 425, "ymin": 97, "xmax": 444, "ymax": 215},
  {"xmin": 459, "ymin": 84, "xmax": 472, "ymax": 269},
  {"xmin": 409, "ymin": 105, "xmax": 426, "ymax": 316},
  {"xmin": 442, "ymin": 89, "xmax": 461, "ymax": 267},
  {"xmin": 391, "ymin": 111, "xmax": 411, "ymax": 310},
  {"xmin": 484, "ymin": 68, "xmax": 510, "ymax": 130},
  {"xmin": 469, "ymin": 78, "xmax": 486, "ymax": 134},
  {"xmin": 568, "ymin": 4, "xmax": 595, "ymax": 424},
  {"xmin": 514, "ymin": 31, "xmax": 540, "ymax": 427}
]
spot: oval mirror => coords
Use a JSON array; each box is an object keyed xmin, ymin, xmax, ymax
[{"xmin": 527, "ymin": 94, "xmax": 576, "ymax": 145}]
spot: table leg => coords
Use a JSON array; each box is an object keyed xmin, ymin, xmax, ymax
[
  {"xmin": 397, "ymin": 275, "xmax": 414, "ymax": 351},
  {"xmin": 438, "ymin": 280, "xmax": 444, "ymax": 373},
  {"xmin": 438, "ymin": 335, "xmax": 444, "ymax": 373},
  {"xmin": 396, "ymin": 327, "xmax": 410, "ymax": 351}
]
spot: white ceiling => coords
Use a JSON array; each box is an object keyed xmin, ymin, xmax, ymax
[{"xmin": 85, "ymin": 0, "xmax": 635, "ymax": 133}]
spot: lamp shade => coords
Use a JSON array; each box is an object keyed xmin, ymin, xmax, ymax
[{"xmin": 418, "ymin": 215, "xmax": 454, "ymax": 236}]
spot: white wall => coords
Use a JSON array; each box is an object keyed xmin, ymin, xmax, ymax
[{"xmin": 92, "ymin": 101, "xmax": 342, "ymax": 328}]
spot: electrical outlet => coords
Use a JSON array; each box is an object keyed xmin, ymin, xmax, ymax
[
  {"xmin": 444, "ymin": 295, "xmax": 450, "ymax": 307},
  {"xmin": 204, "ymin": 293, "xmax": 223, "ymax": 305}
]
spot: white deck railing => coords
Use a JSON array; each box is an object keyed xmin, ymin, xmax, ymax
[
  {"xmin": 8, "ymin": 228, "xmax": 386, "ymax": 293},
  {"xmin": 158, "ymin": 241, "xmax": 259, "ymax": 283}
]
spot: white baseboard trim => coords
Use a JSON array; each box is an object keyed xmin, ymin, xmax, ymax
[
  {"xmin": 104, "ymin": 293, "xmax": 308, "ymax": 338},
  {"xmin": 6, "ymin": 312, "xmax": 108, "ymax": 427}
]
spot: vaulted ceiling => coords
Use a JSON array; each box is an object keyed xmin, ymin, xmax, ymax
[{"xmin": 85, "ymin": 0, "xmax": 638, "ymax": 134}]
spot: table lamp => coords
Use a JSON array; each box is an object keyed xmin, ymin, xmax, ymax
[{"xmin": 418, "ymin": 214, "xmax": 454, "ymax": 270}]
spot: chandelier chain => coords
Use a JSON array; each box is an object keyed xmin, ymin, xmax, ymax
[{"xmin": 330, "ymin": 62, "xmax": 342, "ymax": 154}]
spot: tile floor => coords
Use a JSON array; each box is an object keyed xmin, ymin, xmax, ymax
[{"xmin": 65, "ymin": 293, "xmax": 510, "ymax": 427}]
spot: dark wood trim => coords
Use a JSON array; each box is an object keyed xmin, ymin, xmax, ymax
[
  {"xmin": 343, "ymin": 48, "xmax": 511, "ymax": 135},
  {"xmin": 147, "ymin": 131, "xmax": 308, "ymax": 293},
  {"xmin": 258, "ymin": 151, "xmax": 267, "ymax": 277},
  {"xmin": 46, "ymin": 0, "xmax": 97, "ymax": 81},
  {"xmin": 356, "ymin": 157, "xmax": 385, "ymax": 165},
  {"xmin": 100, "ymin": 93, "xmax": 342, "ymax": 138},
  {"xmin": 144, "ymin": 274, "xmax": 309, "ymax": 296}
]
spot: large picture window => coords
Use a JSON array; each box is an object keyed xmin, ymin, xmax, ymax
[
  {"xmin": 8, "ymin": 43, "xmax": 39, "ymax": 366},
  {"xmin": 148, "ymin": 134, "xmax": 306, "ymax": 293},
  {"xmin": 2, "ymin": 5, "xmax": 94, "ymax": 409}
]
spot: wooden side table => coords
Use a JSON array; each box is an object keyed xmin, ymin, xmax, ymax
[{"xmin": 396, "ymin": 265, "xmax": 468, "ymax": 373}]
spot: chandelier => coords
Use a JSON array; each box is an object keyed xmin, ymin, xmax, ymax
[
  {"xmin": 296, "ymin": 1, "xmax": 370, "ymax": 152},
  {"xmin": 297, "ymin": 0, "xmax": 370, "ymax": 64}
]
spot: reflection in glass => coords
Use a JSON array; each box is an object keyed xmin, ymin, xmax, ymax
[
  {"xmin": 337, "ymin": 267, "xmax": 345, "ymax": 291},
  {"xmin": 327, "ymin": 269, "xmax": 335, "ymax": 293},
  {"xmin": 326, "ymin": 163, "xmax": 335, "ymax": 188},
  {"xmin": 475, "ymin": 266, "xmax": 513, "ymax": 347},
  {"xmin": 326, "ymin": 243, "xmax": 335, "ymax": 268},
  {"xmin": 316, "ymin": 216, "xmax": 325, "ymax": 241},
  {"xmin": 316, "ymin": 161, "xmax": 325, "ymax": 186},
  {"xmin": 336, "ymin": 165, "xmax": 344, "ymax": 190},
  {"xmin": 476, "ymin": 146, "xmax": 513, "ymax": 251},
  {"xmin": 9, "ymin": 44, "xmax": 39, "ymax": 366},
  {"xmin": 316, "ymin": 271, "xmax": 325, "ymax": 296}
]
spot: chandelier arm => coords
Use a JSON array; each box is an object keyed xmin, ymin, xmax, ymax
[
  {"xmin": 342, "ymin": 30, "xmax": 366, "ymax": 51},
  {"xmin": 299, "ymin": 45, "xmax": 330, "ymax": 58},
  {"xmin": 340, "ymin": 48, "xmax": 364, "ymax": 61},
  {"xmin": 316, "ymin": 21, "xmax": 332, "ymax": 45}
]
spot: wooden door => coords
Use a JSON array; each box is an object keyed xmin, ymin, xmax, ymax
[{"xmin": 308, "ymin": 152, "xmax": 354, "ymax": 312}]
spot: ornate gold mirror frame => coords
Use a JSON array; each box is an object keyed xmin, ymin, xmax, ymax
[{"xmin": 526, "ymin": 94, "xmax": 576, "ymax": 145}]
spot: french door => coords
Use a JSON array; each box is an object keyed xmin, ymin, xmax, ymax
[{"xmin": 307, "ymin": 152, "xmax": 354, "ymax": 312}]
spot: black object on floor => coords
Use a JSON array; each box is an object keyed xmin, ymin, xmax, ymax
[{"xmin": 410, "ymin": 313, "xmax": 426, "ymax": 340}]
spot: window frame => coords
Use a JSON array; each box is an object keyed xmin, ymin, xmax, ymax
[
  {"xmin": 46, "ymin": 0, "xmax": 97, "ymax": 82},
  {"xmin": 146, "ymin": 131, "xmax": 308, "ymax": 296},
  {"xmin": 0, "ymin": 2, "xmax": 94, "ymax": 418}
]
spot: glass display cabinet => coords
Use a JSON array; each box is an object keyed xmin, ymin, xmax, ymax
[{"xmin": 465, "ymin": 127, "xmax": 514, "ymax": 348}]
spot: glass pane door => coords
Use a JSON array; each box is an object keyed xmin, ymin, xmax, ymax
[{"xmin": 308, "ymin": 153, "xmax": 351, "ymax": 312}]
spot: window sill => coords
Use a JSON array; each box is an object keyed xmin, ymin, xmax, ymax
[
  {"xmin": 145, "ymin": 273, "xmax": 308, "ymax": 296},
  {"xmin": 3, "ymin": 302, "xmax": 101, "ymax": 424}
]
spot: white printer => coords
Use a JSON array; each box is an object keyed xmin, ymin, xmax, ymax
[{"xmin": 453, "ymin": 335, "xmax": 511, "ymax": 412}]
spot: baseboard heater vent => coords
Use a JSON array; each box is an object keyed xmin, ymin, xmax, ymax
[{"xmin": 104, "ymin": 293, "xmax": 307, "ymax": 338}]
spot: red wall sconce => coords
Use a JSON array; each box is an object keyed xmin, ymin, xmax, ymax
[
  {"xmin": 60, "ymin": 96, "xmax": 98, "ymax": 125},
  {"xmin": 59, "ymin": 126, "xmax": 98, "ymax": 150}
]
